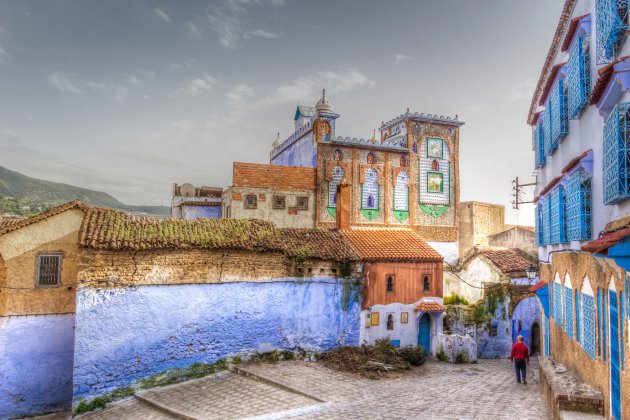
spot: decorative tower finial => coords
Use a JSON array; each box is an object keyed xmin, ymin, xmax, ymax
[{"xmin": 315, "ymin": 88, "xmax": 333, "ymax": 113}]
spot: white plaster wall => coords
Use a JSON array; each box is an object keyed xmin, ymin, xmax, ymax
[
  {"xmin": 449, "ymin": 257, "xmax": 500, "ymax": 304},
  {"xmin": 427, "ymin": 241, "xmax": 458, "ymax": 265},
  {"xmin": 536, "ymin": 0, "xmax": 630, "ymax": 262}
]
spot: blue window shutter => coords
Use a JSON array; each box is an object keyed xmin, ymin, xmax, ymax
[
  {"xmin": 582, "ymin": 293, "xmax": 597, "ymax": 359},
  {"xmin": 603, "ymin": 103, "xmax": 630, "ymax": 204},
  {"xmin": 550, "ymin": 79, "xmax": 568, "ymax": 146},
  {"xmin": 568, "ymin": 36, "xmax": 591, "ymax": 118},
  {"xmin": 564, "ymin": 285, "xmax": 574, "ymax": 339},
  {"xmin": 534, "ymin": 121, "xmax": 546, "ymax": 168},
  {"xmin": 596, "ymin": 0, "xmax": 629, "ymax": 64},
  {"xmin": 566, "ymin": 170, "xmax": 592, "ymax": 241},
  {"xmin": 575, "ymin": 289, "xmax": 581, "ymax": 343}
]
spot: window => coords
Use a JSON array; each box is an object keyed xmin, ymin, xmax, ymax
[
  {"xmin": 542, "ymin": 108, "xmax": 553, "ymax": 156},
  {"xmin": 603, "ymin": 102, "xmax": 630, "ymax": 204},
  {"xmin": 333, "ymin": 149, "xmax": 343, "ymax": 161},
  {"xmin": 245, "ymin": 194, "xmax": 257, "ymax": 209},
  {"xmin": 550, "ymin": 79, "xmax": 568, "ymax": 149},
  {"xmin": 564, "ymin": 284, "xmax": 574, "ymax": 340},
  {"xmin": 328, "ymin": 166, "xmax": 344, "ymax": 206},
  {"xmin": 394, "ymin": 172, "xmax": 409, "ymax": 211},
  {"xmin": 431, "ymin": 160, "xmax": 439, "ymax": 171},
  {"xmin": 296, "ymin": 196, "xmax": 308, "ymax": 210},
  {"xmin": 566, "ymin": 170, "xmax": 592, "ymax": 241},
  {"xmin": 386, "ymin": 275, "xmax": 395, "ymax": 293},
  {"xmin": 550, "ymin": 186, "xmax": 567, "ymax": 244},
  {"xmin": 490, "ymin": 322, "xmax": 498, "ymax": 337},
  {"xmin": 553, "ymin": 281, "xmax": 563, "ymax": 322},
  {"xmin": 596, "ymin": 0, "xmax": 629, "ymax": 64},
  {"xmin": 387, "ymin": 314, "xmax": 394, "ymax": 330},
  {"xmin": 362, "ymin": 168, "xmax": 379, "ymax": 209},
  {"xmin": 534, "ymin": 120, "xmax": 546, "ymax": 168},
  {"xmin": 598, "ymin": 288, "xmax": 603, "ymax": 356},
  {"xmin": 582, "ymin": 292, "xmax": 597, "ymax": 359},
  {"xmin": 36, "ymin": 254, "xmax": 62, "ymax": 286},
  {"xmin": 400, "ymin": 155, "xmax": 407, "ymax": 168},
  {"xmin": 371, "ymin": 312, "xmax": 380, "ymax": 326},
  {"xmin": 567, "ymin": 35, "xmax": 591, "ymax": 118},
  {"xmin": 400, "ymin": 312, "xmax": 408, "ymax": 323},
  {"xmin": 518, "ymin": 320, "xmax": 523, "ymax": 332},
  {"xmin": 423, "ymin": 275, "xmax": 430, "ymax": 292},
  {"xmin": 367, "ymin": 152, "xmax": 376, "ymax": 164},
  {"xmin": 575, "ymin": 289, "xmax": 581, "ymax": 343},
  {"xmin": 273, "ymin": 195, "xmax": 286, "ymax": 209}
]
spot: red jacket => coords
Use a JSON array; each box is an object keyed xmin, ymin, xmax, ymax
[{"xmin": 510, "ymin": 342, "xmax": 530, "ymax": 363}]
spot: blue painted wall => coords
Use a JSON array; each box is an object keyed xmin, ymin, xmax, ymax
[
  {"xmin": 181, "ymin": 205, "xmax": 221, "ymax": 220},
  {"xmin": 73, "ymin": 279, "xmax": 360, "ymax": 401},
  {"xmin": 271, "ymin": 134, "xmax": 317, "ymax": 167},
  {"xmin": 0, "ymin": 314, "xmax": 75, "ymax": 419},
  {"xmin": 511, "ymin": 296, "xmax": 541, "ymax": 352}
]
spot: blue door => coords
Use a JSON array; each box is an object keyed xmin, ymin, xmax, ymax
[
  {"xmin": 609, "ymin": 289, "xmax": 621, "ymax": 420},
  {"xmin": 418, "ymin": 313, "xmax": 431, "ymax": 352}
]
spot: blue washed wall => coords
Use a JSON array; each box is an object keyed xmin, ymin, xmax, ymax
[
  {"xmin": 0, "ymin": 314, "xmax": 74, "ymax": 419},
  {"xmin": 271, "ymin": 134, "xmax": 316, "ymax": 167},
  {"xmin": 511, "ymin": 296, "xmax": 541, "ymax": 352},
  {"xmin": 181, "ymin": 205, "xmax": 221, "ymax": 220},
  {"xmin": 73, "ymin": 279, "xmax": 360, "ymax": 401}
]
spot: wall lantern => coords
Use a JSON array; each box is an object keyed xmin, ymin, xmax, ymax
[{"xmin": 526, "ymin": 264, "xmax": 538, "ymax": 281}]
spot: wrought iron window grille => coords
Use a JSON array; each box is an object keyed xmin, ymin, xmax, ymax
[
  {"xmin": 550, "ymin": 186, "xmax": 568, "ymax": 244},
  {"xmin": 534, "ymin": 121, "xmax": 546, "ymax": 168},
  {"xmin": 566, "ymin": 170, "xmax": 592, "ymax": 241},
  {"xmin": 36, "ymin": 254, "xmax": 62, "ymax": 287},
  {"xmin": 568, "ymin": 36, "xmax": 591, "ymax": 119},
  {"xmin": 596, "ymin": 0, "xmax": 629, "ymax": 64},
  {"xmin": 550, "ymin": 80, "xmax": 569, "ymax": 148},
  {"xmin": 604, "ymin": 102, "xmax": 630, "ymax": 203}
]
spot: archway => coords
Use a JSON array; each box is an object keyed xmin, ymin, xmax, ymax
[
  {"xmin": 531, "ymin": 322, "xmax": 541, "ymax": 355},
  {"xmin": 511, "ymin": 296, "xmax": 541, "ymax": 351}
]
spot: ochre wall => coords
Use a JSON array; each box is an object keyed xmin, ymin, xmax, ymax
[
  {"xmin": 541, "ymin": 251, "xmax": 630, "ymax": 419},
  {"xmin": 0, "ymin": 210, "xmax": 84, "ymax": 316},
  {"xmin": 362, "ymin": 261, "xmax": 443, "ymax": 309}
]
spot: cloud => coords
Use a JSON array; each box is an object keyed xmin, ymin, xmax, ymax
[
  {"xmin": 226, "ymin": 84, "xmax": 256, "ymax": 102},
  {"xmin": 244, "ymin": 29, "xmax": 280, "ymax": 39},
  {"xmin": 395, "ymin": 53, "xmax": 413, "ymax": 64},
  {"xmin": 154, "ymin": 8, "xmax": 172, "ymax": 23},
  {"xmin": 48, "ymin": 72, "xmax": 82, "ymax": 94},
  {"xmin": 170, "ymin": 59, "xmax": 196, "ymax": 71},
  {"xmin": 320, "ymin": 70, "xmax": 375, "ymax": 93},
  {"xmin": 169, "ymin": 74, "xmax": 217, "ymax": 97},
  {"xmin": 208, "ymin": 13, "xmax": 241, "ymax": 49},
  {"xmin": 0, "ymin": 45, "xmax": 7, "ymax": 58},
  {"xmin": 186, "ymin": 22, "xmax": 204, "ymax": 39},
  {"xmin": 86, "ymin": 81, "xmax": 129, "ymax": 103},
  {"xmin": 135, "ymin": 68, "xmax": 156, "ymax": 79},
  {"xmin": 508, "ymin": 78, "xmax": 536, "ymax": 101}
]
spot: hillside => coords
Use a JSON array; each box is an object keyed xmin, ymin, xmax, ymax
[{"xmin": 0, "ymin": 165, "xmax": 169, "ymax": 216}]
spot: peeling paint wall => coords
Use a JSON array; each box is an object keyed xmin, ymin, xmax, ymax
[
  {"xmin": 72, "ymin": 279, "xmax": 360, "ymax": 402},
  {"xmin": 0, "ymin": 314, "xmax": 75, "ymax": 419}
]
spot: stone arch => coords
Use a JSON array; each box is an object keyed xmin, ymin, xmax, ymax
[
  {"xmin": 609, "ymin": 274, "xmax": 617, "ymax": 292},
  {"xmin": 511, "ymin": 296, "xmax": 542, "ymax": 350},
  {"xmin": 564, "ymin": 272, "xmax": 572, "ymax": 289}
]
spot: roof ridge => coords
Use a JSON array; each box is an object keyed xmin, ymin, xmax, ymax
[{"xmin": 0, "ymin": 200, "xmax": 89, "ymax": 236}]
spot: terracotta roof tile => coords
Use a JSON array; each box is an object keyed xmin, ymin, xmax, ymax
[
  {"xmin": 232, "ymin": 162, "xmax": 316, "ymax": 191},
  {"xmin": 416, "ymin": 301, "xmax": 446, "ymax": 312},
  {"xmin": 0, "ymin": 200, "xmax": 88, "ymax": 236},
  {"xmin": 561, "ymin": 14, "xmax": 590, "ymax": 52},
  {"xmin": 277, "ymin": 228, "xmax": 359, "ymax": 261},
  {"xmin": 582, "ymin": 226, "xmax": 630, "ymax": 254},
  {"xmin": 538, "ymin": 62, "xmax": 568, "ymax": 106},
  {"xmin": 340, "ymin": 228, "xmax": 443, "ymax": 262},
  {"xmin": 478, "ymin": 248, "xmax": 534, "ymax": 274},
  {"xmin": 530, "ymin": 281, "xmax": 548, "ymax": 292}
]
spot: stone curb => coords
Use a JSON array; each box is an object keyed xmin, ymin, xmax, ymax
[
  {"xmin": 133, "ymin": 394, "xmax": 199, "ymax": 420},
  {"xmin": 233, "ymin": 365, "xmax": 326, "ymax": 403}
]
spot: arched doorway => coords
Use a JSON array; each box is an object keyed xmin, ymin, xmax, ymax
[
  {"xmin": 418, "ymin": 313, "xmax": 431, "ymax": 352},
  {"xmin": 511, "ymin": 296, "xmax": 541, "ymax": 351},
  {"xmin": 531, "ymin": 322, "xmax": 541, "ymax": 355}
]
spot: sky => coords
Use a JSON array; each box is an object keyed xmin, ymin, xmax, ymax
[{"xmin": 0, "ymin": 0, "xmax": 565, "ymax": 225}]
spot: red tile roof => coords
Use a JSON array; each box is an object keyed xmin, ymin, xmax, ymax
[
  {"xmin": 277, "ymin": 228, "xmax": 359, "ymax": 261},
  {"xmin": 561, "ymin": 14, "xmax": 590, "ymax": 52},
  {"xmin": 561, "ymin": 149, "xmax": 591, "ymax": 173},
  {"xmin": 340, "ymin": 228, "xmax": 443, "ymax": 262},
  {"xmin": 232, "ymin": 162, "xmax": 316, "ymax": 191},
  {"xmin": 0, "ymin": 200, "xmax": 88, "ymax": 236},
  {"xmin": 581, "ymin": 226, "xmax": 630, "ymax": 254},
  {"xmin": 539, "ymin": 62, "xmax": 568, "ymax": 106},
  {"xmin": 416, "ymin": 301, "xmax": 446, "ymax": 312},
  {"xmin": 530, "ymin": 281, "xmax": 548, "ymax": 292},
  {"xmin": 588, "ymin": 60, "xmax": 617, "ymax": 105},
  {"xmin": 479, "ymin": 248, "xmax": 534, "ymax": 274},
  {"xmin": 535, "ymin": 175, "xmax": 564, "ymax": 202}
]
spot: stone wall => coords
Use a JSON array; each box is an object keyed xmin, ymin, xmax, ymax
[
  {"xmin": 73, "ymin": 279, "xmax": 361, "ymax": 402},
  {"xmin": 0, "ymin": 314, "xmax": 75, "ymax": 418},
  {"xmin": 488, "ymin": 227, "xmax": 536, "ymax": 256},
  {"xmin": 434, "ymin": 332, "xmax": 477, "ymax": 363}
]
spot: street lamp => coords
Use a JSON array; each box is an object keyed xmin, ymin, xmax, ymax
[{"xmin": 526, "ymin": 264, "xmax": 538, "ymax": 281}]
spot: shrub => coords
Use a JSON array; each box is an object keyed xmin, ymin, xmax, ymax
[
  {"xmin": 444, "ymin": 293, "xmax": 470, "ymax": 306},
  {"xmin": 455, "ymin": 350, "xmax": 470, "ymax": 364},
  {"xmin": 436, "ymin": 345, "xmax": 449, "ymax": 362},
  {"xmin": 398, "ymin": 346, "xmax": 426, "ymax": 366}
]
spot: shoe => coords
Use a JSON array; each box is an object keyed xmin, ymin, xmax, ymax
[
  {"xmin": 523, "ymin": 380, "xmax": 527, "ymax": 385},
  {"xmin": 517, "ymin": 380, "xmax": 521, "ymax": 383}
]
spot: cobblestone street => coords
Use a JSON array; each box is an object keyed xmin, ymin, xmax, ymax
[{"xmin": 73, "ymin": 358, "xmax": 549, "ymax": 420}]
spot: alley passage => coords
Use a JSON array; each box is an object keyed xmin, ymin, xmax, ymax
[{"xmin": 76, "ymin": 359, "xmax": 549, "ymax": 420}]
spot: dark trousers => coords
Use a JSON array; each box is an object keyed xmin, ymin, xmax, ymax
[{"xmin": 514, "ymin": 359, "xmax": 527, "ymax": 382}]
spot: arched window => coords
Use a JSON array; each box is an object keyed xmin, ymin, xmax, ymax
[
  {"xmin": 432, "ymin": 159, "xmax": 439, "ymax": 171},
  {"xmin": 394, "ymin": 171, "xmax": 409, "ymax": 211},
  {"xmin": 386, "ymin": 275, "xmax": 394, "ymax": 292},
  {"xmin": 419, "ymin": 137, "xmax": 450, "ymax": 206},
  {"xmin": 367, "ymin": 152, "xmax": 376, "ymax": 164},
  {"xmin": 328, "ymin": 166, "xmax": 344, "ymax": 206},
  {"xmin": 581, "ymin": 277, "xmax": 596, "ymax": 359},
  {"xmin": 423, "ymin": 275, "xmax": 430, "ymax": 291},
  {"xmin": 400, "ymin": 155, "xmax": 407, "ymax": 168},
  {"xmin": 564, "ymin": 274, "xmax": 574, "ymax": 340},
  {"xmin": 413, "ymin": 141, "xmax": 418, "ymax": 153},
  {"xmin": 387, "ymin": 314, "xmax": 394, "ymax": 330},
  {"xmin": 333, "ymin": 149, "xmax": 343, "ymax": 161},
  {"xmin": 362, "ymin": 168, "xmax": 379, "ymax": 209}
]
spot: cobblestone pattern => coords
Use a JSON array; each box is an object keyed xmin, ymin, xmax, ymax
[{"xmin": 79, "ymin": 398, "xmax": 175, "ymax": 420}]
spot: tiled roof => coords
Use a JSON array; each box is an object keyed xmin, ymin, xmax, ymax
[
  {"xmin": 582, "ymin": 226, "xmax": 630, "ymax": 254},
  {"xmin": 588, "ymin": 60, "xmax": 617, "ymax": 105},
  {"xmin": 561, "ymin": 14, "xmax": 590, "ymax": 52},
  {"xmin": 530, "ymin": 281, "xmax": 548, "ymax": 292},
  {"xmin": 538, "ymin": 62, "xmax": 567, "ymax": 106},
  {"xmin": 78, "ymin": 207, "xmax": 355, "ymax": 260},
  {"xmin": 416, "ymin": 301, "xmax": 446, "ymax": 312},
  {"xmin": 380, "ymin": 110, "xmax": 464, "ymax": 130},
  {"xmin": 340, "ymin": 228, "xmax": 443, "ymax": 262},
  {"xmin": 331, "ymin": 136, "xmax": 408, "ymax": 152},
  {"xmin": 528, "ymin": 0, "xmax": 576, "ymax": 125},
  {"xmin": 232, "ymin": 162, "xmax": 316, "ymax": 191},
  {"xmin": 561, "ymin": 149, "xmax": 591, "ymax": 173},
  {"xmin": 0, "ymin": 200, "xmax": 88, "ymax": 236},
  {"xmin": 478, "ymin": 248, "xmax": 534, "ymax": 274}
]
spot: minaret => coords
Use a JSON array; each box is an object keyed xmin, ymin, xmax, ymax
[{"xmin": 313, "ymin": 88, "xmax": 339, "ymax": 143}]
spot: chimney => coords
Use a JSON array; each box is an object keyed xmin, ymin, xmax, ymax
[{"xmin": 336, "ymin": 181, "xmax": 350, "ymax": 230}]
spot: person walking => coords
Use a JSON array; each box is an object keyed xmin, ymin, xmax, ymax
[{"xmin": 510, "ymin": 335, "xmax": 530, "ymax": 384}]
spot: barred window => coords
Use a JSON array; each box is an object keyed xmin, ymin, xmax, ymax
[
  {"xmin": 603, "ymin": 102, "xmax": 630, "ymax": 204},
  {"xmin": 582, "ymin": 292, "xmax": 597, "ymax": 359},
  {"xmin": 534, "ymin": 120, "xmax": 546, "ymax": 168},
  {"xmin": 567, "ymin": 35, "xmax": 591, "ymax": 118},
  {"xmin": 550, "ymin": 186, "xmax": 567, "ymax": 244},
  {"xmin": 541, "ymin": 197, "xmax": 552, "ymax": 245},
  {"xmin": 575, "ymin": 289, "xmax": 581, "ymax": 343},
  {"xmin": 296, "ymin": 196, "xmax": 308, "ymax": 210},
  {"xmin": 550, "ymin": 79, "xmax": 568, "ymax": 152},
  {"xmin": 553, "ymin": 281, "xmax": 563, "ymax": 323},
  {"xmin": 36, "ymin": 254, "xmax": 62, "ymax": 286},
  {"xmin": 244, "ymin": 194, "xmax": 257, "ymax": 209},
  {"xmin": 566, "ymin": 170, "xmax": 592, "ymax": 241},
  {"xmin": 596, "ymin": 0, "xmax": 629, "ymax": 64},
  {"xmin": 272, "ymin": 195, "xmax": 286, "ymax": 209},
  {"xmin": 564, "ymin": 284, "xmax": 574, "ymax": 340}
]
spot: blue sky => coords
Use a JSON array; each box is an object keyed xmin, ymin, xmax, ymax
[{"xmin": 0, "ymin": 0, "xmax": 564, "ymax": 225}]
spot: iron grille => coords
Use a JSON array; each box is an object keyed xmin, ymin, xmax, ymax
[
  {"xmin": 550, "ymin": 80, "xmax": 568, "ymax": 146},
  {"xmin": 582, "ymin": 293, "xmax": 597, "ymax": 360},
  {"xmin": 550, "ymin": 186, "xmax": 567, "ymax": 244},
  {"xmin": 553, "ymin": 282, "xmax": 563, "ymax": 323},
  {"xmin": 575, "ymin": 290, "xmax": 581, "ymax": 342},
  {"xmin": 543, "ymin": 108, "xmax": 553, "ymax": 156},
  {"xmin": 535, "ymin": 203, "xmax": 544, "ymax": 246},
  {"xmin": 564, "ymin": 285, "xmax": 575, "ymax": 340},
  {"xmin": 566, "ymin": 170, "xmax": 592, "ymax": 241},
  {"xmin": 534, "ymin": 121, "xmax": 546, "ymax": 168},
  {"xmin": 567, "ymin": 36, "xmax": 591, "ymax": 119},
  {"xmin": 603, "ymin": 102, "xmax": 630, "ymax": 204},
  {"xmin": 596, "ymin": 0, "xmax": 629, "ymax": 64},
  {"xmin": 541, "ymin": 197, "xmax": 551, "ymax": 245},
  {"xmin": 37, "ymin": 254, "xmax": 61, "ymax": 286}
]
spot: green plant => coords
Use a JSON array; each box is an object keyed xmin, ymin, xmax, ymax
[
  {"xmin": 443, "ymin": 293, "xmax": 470, "ymax": 306},
  {"xmin": 231, "ymin": 355, "xmax": 242, "ymax": 364},
  {"xmin": 398, "ymin": 346, "xmax": 427, "ymax": 366},
  {"xmin": 293, "ymin": 246, "xmax": 314, "ymax": 264},
  {"xmin": 249, "ymin": 349, "xmax": 296, "ymax": 363},
  {"xmin": 73, "ymin": 386, "xmax": 135, "ymax": 415},
  {"xmin": 339, "ymin": 259, "xmax": 353, "ymax": 277},
  {"xmin": 138, "ymin": 359, "xmax": 228, "ymax": 390},
  {"xmin": 455, "ymin": 349, "xmax": 470, "ymax": 364},
  {"xmin": 436, "ymin": 345, "xmax": 449, "ymax": 362}
]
